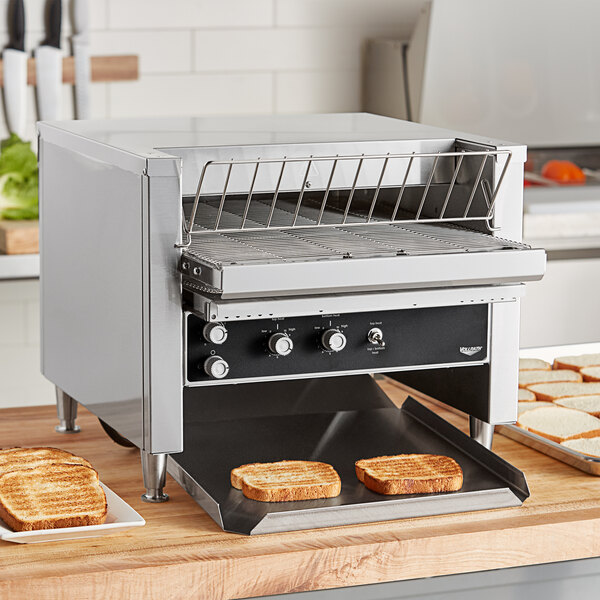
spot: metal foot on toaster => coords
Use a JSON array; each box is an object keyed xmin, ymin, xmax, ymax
[
  {"xmin": 140, "ymin": 450, "xmax": 169, "ymax": 503},
  {"xmin": 469, "ymin": 415, "xmax": 494, "ymax": 449},
  {"xmin": 55, "ymin": 388, "xmax": 81, "ymax": 433}
]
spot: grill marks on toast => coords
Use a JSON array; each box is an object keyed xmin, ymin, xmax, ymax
[
  {"xmin": 0, "ymin": 447, "xmax": 92, "ymax": 476},
  {"xmin": 355, "ymin": 454, "xmax": 463, "ymax": 495},
  {"xmin": 0, "ymin": 463, "xmax": 107, "ymax": 532},
  {"xmin": 231, "ymin": 460, "xmax": 341, "ymax": 502}
]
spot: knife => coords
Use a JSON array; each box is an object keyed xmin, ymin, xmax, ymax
[
  {"xmin": 2, "ymin": 0, "xmax": 27, "ymax": 137},
  {"xmin": 35, "ymin": 0, "xmax": 62, "ymax": 121},
  {"xmin": 71, "ymin": 0, "xmax": 90, "ymax": 119}
]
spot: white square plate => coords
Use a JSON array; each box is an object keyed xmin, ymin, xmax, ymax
[{"xmin": 0, "ymin": 482, "xmax": 145, "ymax": 544}]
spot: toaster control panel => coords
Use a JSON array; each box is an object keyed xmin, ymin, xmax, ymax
[{"xmin": 185, "ymin": 304, "xmax": 488, "ymax": 383}]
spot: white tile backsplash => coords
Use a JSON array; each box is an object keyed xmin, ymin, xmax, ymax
[
  {"xmin": 275, "ymin": 70, "xmax": 361, "ymax": 113},
  {"xmin": 108, "ymin": 73, "xmax": 274, "ymax": 118},
  {"xmin": 108, "ymin": 0, "xmax": 275, "ymax": 30},
  {"xmin": 194, "ymin": 28, "xmax": 362, "ymax": 72},
  {"xmin": 0, "ymin": 0, "xmax": 425, "ymax": 408},
  {"xmin": 90, "ymin": 30, "xmax": 193, "ymax": 74}
]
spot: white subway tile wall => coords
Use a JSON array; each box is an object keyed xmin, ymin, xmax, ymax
[{"xmin": 0, "ymin": 0, "xmax": 425, "ymax": 408}]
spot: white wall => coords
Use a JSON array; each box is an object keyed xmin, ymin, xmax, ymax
[
  {"xmin": 0, "ymin": 0, "xmax": 426, "ymax": 409},
  {"xmin": 0, "ymin": 0, "xmax": 426, "ymax": 141}
]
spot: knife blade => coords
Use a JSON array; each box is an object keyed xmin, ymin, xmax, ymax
[
  {"xmin": 2, "ymin": 0, "xmax": 27, "ymax": 137},
  {"xmin": 35, "ymin": 0, "xmax": 63, "ymax": 121},
  {"xmin": 71, "ymin": 0, "xmax": 90, "ymax": 119}
]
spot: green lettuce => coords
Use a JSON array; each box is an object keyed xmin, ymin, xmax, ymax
[{"xmin": 0, "ymin": 134, "xmax": 38, "ymax": 220}]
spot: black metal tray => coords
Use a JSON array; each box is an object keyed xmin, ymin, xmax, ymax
[{"xmin": 168, "ymin": 382, "xmax": 528, "ymax": 534}]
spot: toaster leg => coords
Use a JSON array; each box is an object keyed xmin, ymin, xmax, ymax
[
  {"xmin": 140, "ymin": 450, "xmax": 169, "ymax": 503},
  {"xmin": 469, "ymin": 415, "xmax": 494, "ymax": 449},
  {"xmin": 55, "ymin": 387, "xmax": 81, "ymax": 433}
]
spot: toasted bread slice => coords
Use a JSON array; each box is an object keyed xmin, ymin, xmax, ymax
[
  {"xmin": 0, "ymin": 447, "xmax": 91, "ymax": 477},
  {"xmin": 0, "ymin": 463, "xmax": 107, "ymax": 532},
  {"xmin": 518, "ymin": 389, "xmax": 537, "ymax": 402},
  {"xmin": 561, "ymin": 437, "xmax": 600, "ymax": 457},
  {"xmin": 519, "ymin": 358, "xmax": 551, "ymax": 371},
  {"xmin": 518, "ymin": 401, "xmax": 555, "ymax": 415},
  {"xmin": 554, "ymin": 395, "xmax": 600, "ymax": 417},
  {"xmin": 519, "ymin": 369, "xmax": 581, "ymax": 389},
  {"xmin": 581, "ymin": 367, "xmax": 600, "ymax": 382},
  {"xmin": 526, "ymin": 382, "xmax": 600, "ymax": 401},
  {"xmin": 516, "ymin": 406, "xmax": 600, "ymax": 443},
  {"xmin": 553, "ymin": 354, "xmax": 600, "ymax": 372},
  {"xmin": 231, "ymin": 460, "xmax": 341, "ymax": 502},
  {"xmin": 355, "ymin": 454, "xmax": 463, "ymax": 495}
]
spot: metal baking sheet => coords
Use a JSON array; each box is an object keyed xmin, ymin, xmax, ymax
[
  {"xmin": 498, "ymin": 424, "xmax": 600, "ymax": 476},
  {"xmin": 168, "ymin": 394, "xmax": 529, "ymax": 535}
]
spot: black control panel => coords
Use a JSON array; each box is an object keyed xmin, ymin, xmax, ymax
[{"xmin": 186, "ymin": 304, "xmax": 488, "ymax": 383}]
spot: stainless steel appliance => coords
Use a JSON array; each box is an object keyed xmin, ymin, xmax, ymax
[{"xmin": 39, "ymin": 113, "xmax": 545, "ymax": 534}]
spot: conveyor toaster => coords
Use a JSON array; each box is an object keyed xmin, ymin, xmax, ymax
[{"xmin": 39, "ymin": 114, "xmax": 545, "ymax": 534}]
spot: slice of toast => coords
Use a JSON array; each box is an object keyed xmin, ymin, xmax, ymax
[
  {"xmin": 553, "ymin": 353, "xmax": 600, "ymax": 372},
  {"xmin": 561, "ymin": 437, "xmax": 600, "ymax": 457},
  {"xmin": 518, "ymin": 389, "xmax": 537, "ymax": 402},
  {"xmin": 518, "ymin": 369, "xmax": 581, "ymax": 389},
  {"xmin": 0, "ymin": 463, "xmax": 107, "ymax": 531},
  {"xmin": 355, "ymin": 454, "xmax": 463, "ymax": 495},
  {"xmin": 519, "ymin": 358, "xmax": 551, "ymax": 371},
  {"xmin": 554, "ymin": 395, "xmax": 600, "ymax": 417},
  {"xmin": 516, "ymin": 405, "xmax": 600, "ymax": 443},
  {"xmin": 526, "ymin": 382, "xmax": 600, "ymax": 401},
  {"xmin": 0, "ymin": 447, "xmax": 92, "ymax": 476},
  {"xmin": 231, "ymin": 460, "xmax": 341, "ymax": 502},
  {"xmin": 518, "ymin": 401, "xmax": 555, "ymax": 415},
  {"xmin": 581, "ymin": 367, "xmax": 600, "ymax": 382}
]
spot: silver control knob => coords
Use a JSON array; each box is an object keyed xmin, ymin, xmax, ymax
[
  {"xmin": 268, "ymin": 332, "xmax": 294, "ymax": 356},
  {"xmin": 203, "ymin": 322, "xmax": 228, "ymax": 345},
  {"xmin": 321, "ymin": 328, "xmax": 347, "ymax": 352},
  {"xmin": 367, "ymin": 327, "xmax": 385, "ymax": 348},
  {"xmin": 203, "ymin": 356, "xmax": 229, "ymax": 379}
]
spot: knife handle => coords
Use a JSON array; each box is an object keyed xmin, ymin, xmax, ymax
[
  {"xmin": 8, "ymin": 0, "xmax": 25, "ymax": 52},
  {"xmin": 44, "ymin": 0, "xmax": 62, "ymax": 49},
  {"xmin": 72, "ymin": 0, "xmax": 89, "ymax": 37}
]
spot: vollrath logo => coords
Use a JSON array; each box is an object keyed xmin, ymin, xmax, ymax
[{"xmin": 460, "ymin": 346, "xmax": 483, "ymax": 356}]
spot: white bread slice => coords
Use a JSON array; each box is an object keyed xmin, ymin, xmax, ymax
[
  {"xmin": 0, "ymin": 447, "xmax": 92, "ymax": 477},
  {"xmin": 519, "ymin": 358, "xmax": 551, "ymax": 371},
  {"xmin": 553, "ymin": 353, "xmax": 600, "ymax": 372},
  {"xmin": 561, "ymin": 437, "xmax": 600, "ymax": 458},
  {"xmin": 355, "ymin": 454, "xmax": 463, "ymax": 495},
  {"xmin": 517, "ymin": 406, "xmax": 600, "ymax": 443},
  {"xmin": 554, "ymin": 395, "xmax": 600, "ymax": 417},
  {"xmin": 518, "ymin": 389, "xmax": 536, "ymax": 402},
  {"xmin": 231, "ymin": 460, "xmax": 341, "ymax": 502},
  {"xmin": 518, "ymin": 401, "xmax": 555, "ymax": 415},
  {"xmin": 0, "ymin": 463, "xmax": 106, "ymax": 531},
  {"xmin": 526, "ymin": 382, "xmax": 600, "ymax": 401},
  {"xmin": 581, "ymin": 367, "xmax": 600, "ymax": 382},
  {"xmin": 519, "ymin": 369, "xmax": 581, "ymax": 389}
]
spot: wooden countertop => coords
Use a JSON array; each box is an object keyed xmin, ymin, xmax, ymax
[{"xmin": 3, "ymin": 379, "xmax": 600, "ymax": 599}]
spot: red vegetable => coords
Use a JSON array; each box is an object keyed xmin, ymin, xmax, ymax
[{"xmin": 541, "ymin": 160, "xmax": 586, "ymax": 185}]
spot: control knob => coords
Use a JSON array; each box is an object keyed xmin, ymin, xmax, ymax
[
  {"xmin": 268, "ymin": 332, "xmax": 294, "ymax": 356},
  {"xmin": 203, "ymin": 322, "xmax": 228, "ymax": 345},
  {"xmin": 321, "ymin": 328, "xmax": 347, "ymax": 352},
  {"xmin": 203, "ymin": 356, "xmax": 229, "ymax": 379}
]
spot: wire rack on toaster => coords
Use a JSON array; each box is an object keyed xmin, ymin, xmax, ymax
[{"xmin": 179, "ymin": 148, "xmax": 512, "ymax": 248}]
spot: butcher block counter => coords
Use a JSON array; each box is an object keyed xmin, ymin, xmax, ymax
[{"xmin": 2, "ymin": 378, "xmax": 600, "ymax": 600}]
